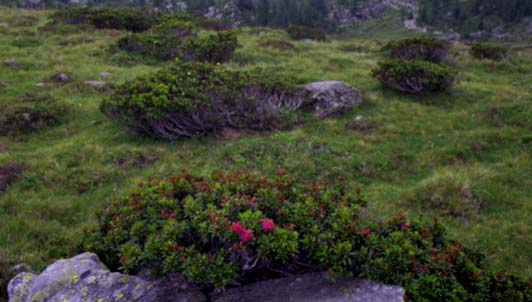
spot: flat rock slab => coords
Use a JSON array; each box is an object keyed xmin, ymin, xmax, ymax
[
  {"xmin": 304, "ymin": 81, "xmax": 362, "ymax": 119},
  {"xmin": 214, "ymin": 273, "xmax": 404, "ymax": 302},
  {"xmin": 8, "ymin": 253, "xmax": 205, "ymax": 302},
  {"xmin": 85, "ymin": 80, "xmax": 113, "ymax": 89}
]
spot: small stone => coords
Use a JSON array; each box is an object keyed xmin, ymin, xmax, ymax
[
  {"xmin": 100, "ymin": 71, "xmax": 110, "ymax": 78},
  {"xmin": 36, "ymin": 82, "xmax": 45, "ymax": 87},
  {"xmin": 3, "ymin": 60, "xmax": 20, "ymax": 68},
  {"xmin": 85, "ymin": 81, "xmax": 112, "ymax": 89},
  {"xmin": 0, "ymin": 82, "xmax": 7, "ymax": 88},
  {"xmin": 355, "ymin": 115, "xmax": 363, "ymax": 121},
  {"xmin": 52, "ymin": 73, "xmax": 70, "ymax": 82}
]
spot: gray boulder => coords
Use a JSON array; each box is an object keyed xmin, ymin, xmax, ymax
[
  {"xmin": 8, "ymin": 252, "xmax": 205, "ymax": 302},
  {"xmin": 214, "ymin": 273, "xmax": 404, "ymax": 302},
  {"xmin": 303, "ymin": 81, "xmax": 362, "ymax": 119}
]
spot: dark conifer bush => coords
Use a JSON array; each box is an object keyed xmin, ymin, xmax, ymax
[
  {"xmin": 182, "ymin": 31, "xmax": 238, "ymax": 62},
  {"xmin": 100, "ymin": 62, "xmax": 303, "ymax": 139},
  {"xmin": 470, "ymin": 43, "xmax": 508, "ymax": 61},
  {"xmin": 286, "ymin": 25, "xmax": 326, "ymax": 41},
  {"xmin": 84, "ymin": 171, "xmax": 532, "ymax": 300},
  {"xmin": 52, "ymin": 7, "xmax": 155, "ymax": 32},
  {"xmin": 372, "ymin": 59, "xmax": 457, "ymax": 94},
  {"xmin": 384, "ymin": 36, "xmax": 450, "ymax": 63}
]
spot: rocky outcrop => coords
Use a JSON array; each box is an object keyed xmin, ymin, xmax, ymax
[
  {"xmin": 204, "ymin": 1, "xmax": 254, "ymax": 27},
  {"xmin": 214, "ymin": 273, "xmax": 405, "ymax": 302},
  {"xmin": 303, "ymin": 81, "xmax": 362, "ymax": 118},
  {"xmin": 8, "ymin": 253, "xmax": 406, "ymax": 302},
  {"xmin": 7, "ymin": 253, "xmax": 205, "ymax": 302}
]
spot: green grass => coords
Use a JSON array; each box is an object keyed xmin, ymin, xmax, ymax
[{"xmin": 0, "ymin": 6, "xmax": 531, "ymax": 291}]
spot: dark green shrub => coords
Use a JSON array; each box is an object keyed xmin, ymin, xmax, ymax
[
  {"xmin": 115, "ymin": 18, "xmax": 195, "ymax": 61},
  {"xmin": 100, "ymin": 62, "xmax": 303, "ymax": 139},
  {"xmin": 117, "ymin": 32, "xmax": 183, "ymax": 60},
  {"xmin": 151, "ymin": 19, "xmax": 195, "ymax": 37},
  {"xmin": 470, "ymin": 43, "xmax": 508, "ymax": 61},
  {"xmin": 0, "ymin": 94, "xmax": 70, "ymax": 137},
  {"xmin": 372, "ymin": 59, "xmax": 457, "ymax": 94},
  {"xmin": 116, "ymin": 20, "xmax": 237, "ymax": 62},
  {"xmin": 182, "ymin": 31, "xmax": 238, "ymax": 63},
  {"xmin": 85, "ymin": 171, "xmax": 532, "ymax": 300},
  {"xmin": 286, "ymin": 25, "xmax": 326, "ymax": 41},
  {"xmin": 384, "ymin": 36, "xmax": 450, "ymax": 63},
  {"xmin": 52, "ymin": 7, "xmax": 155, "ymax": 32}
]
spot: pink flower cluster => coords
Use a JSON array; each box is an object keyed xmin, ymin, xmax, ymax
[
  {"xmin": 260, "ymin": 219, "xmax": 275, "ymax": 233},
  {"xmin": 231, "ymin": 222, "xmax": 254, "ymax": 244},
  {"xmin": 231, "ymin": 218, "xmax": 276, "ymax": 243}
]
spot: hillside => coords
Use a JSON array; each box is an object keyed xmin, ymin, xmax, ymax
[
  {"xmin": 3, "ymin": 0, "xmax": 532, "ymax": 38},
  {"xmin": 1, "ymin": 6, "xmax": 532, "ymax": 301}
]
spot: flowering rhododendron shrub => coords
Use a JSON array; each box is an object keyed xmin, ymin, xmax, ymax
[{"xmin": 84, "ymin": 171, "xmax": 531, "ymax": 300}]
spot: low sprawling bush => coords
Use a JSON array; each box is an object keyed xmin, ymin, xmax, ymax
[
  {"xmin": 182, "ymin": 31, "xmax": 238, "ymax": 62},
  {"xmin": 84, "ymin": 171, "xmax": 531, "ymax": 300},
  {"xmin": 372, "ymin": 59, "xmax": 457, "ymax": 94},
  {"xmin": 116, "ymin": 17, "xmax": 237, "ymax": 62},
  {"xmin": 52, "ymin": 7, "xmax": 155, "ymax": 32},
  {"xmin": 470, "ymin": 43, "xmax": 508, "ymax": 61},
  {"xmin": 384, "ymin": 36, "xmax": 450, "ymax": 63},
  {"xmin": 100, "ymin": 62, "xmax": 303, "ymax": 139},
  {"xmin": 117, "ymin": 32, "xmax": 183, "ymax": 60},
  {"xmin": 286, "ymin": 25, "xmax": 326, "ymax": 41},
  {"xmin": 0, "ymin": 94, "xmax": 70, "ymax": 137}
]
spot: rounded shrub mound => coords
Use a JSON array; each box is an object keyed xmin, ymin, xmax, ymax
[
  {"xmin": 182, "ymin": 31, "xmax": 238, "ymax": 63},
  {"xmin": 470, "ymin": 43, "xmax": 508, "ymax": 61},
  {"xmin": 52, "ymin": 7, "xmax": 155, "ymax": 32},
  {"xmin": 372, "ymin": 59, "xmax": 457, "ymax": 94},
  {"xmin": 100, "ymin": 62, "xmax": 303, "ymax": 139},
  {"xmin": 384, "ymin": 36, "xmax": 450, "ymax": 63},
  {"xmin": 286, "ymin": 25, "xmax": 326, "ymax": 41},
  {"xmin": 84, "ymin": 171, "xmax": 531, "ymax": 300}
]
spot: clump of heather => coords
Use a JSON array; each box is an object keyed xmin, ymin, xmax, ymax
[{"xmin": 84, "ymin": 171, "xmax": 531, "ymax": 300}]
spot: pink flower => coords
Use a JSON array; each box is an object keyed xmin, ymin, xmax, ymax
[
  {"xmin": 240, "ymin": 229, "xmax": 254, "ymax": 243},
  {"xmin": 363, "ymin": 228, "xmax": 371, "ymax": 237},
  {"xmin": 401, "ymin": 223, "xmax": 411, "ymax": 230},
  {"xmin": 249, "ymin": 196, "xmax": 257, "ymax": 208},
  {"xmin": 231, "ymin": 222, "xmax": 245, "ymax": 235},
  {"xmin": 260, "ymin": 219, "xmax": 275, "ymax": 233}
]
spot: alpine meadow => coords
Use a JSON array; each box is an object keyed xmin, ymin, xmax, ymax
[{"xmin": 0, "ymin": 1, "xmax": 531, "ymax": 301}]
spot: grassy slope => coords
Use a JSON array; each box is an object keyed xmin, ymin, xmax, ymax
[{"xmin": 0, "ymin": 6, "xmax": 531, "ymax": 284}]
